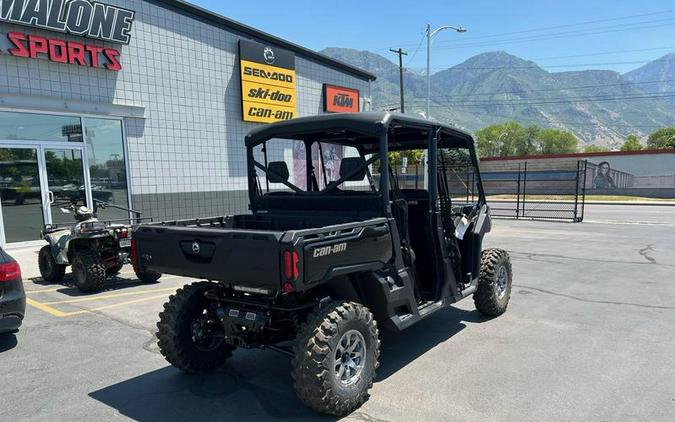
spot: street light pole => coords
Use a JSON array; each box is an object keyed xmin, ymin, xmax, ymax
[{"xmin": 425, "ymin": 24, "xmax": 467, "ymax": 120}]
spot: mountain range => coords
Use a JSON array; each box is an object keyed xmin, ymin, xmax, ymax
[{"xmin": 321, "ymin": 48, "xmax": 675, "ymax": 147}]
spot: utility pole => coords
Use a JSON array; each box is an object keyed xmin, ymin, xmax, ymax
[{"xmin": 389, "ymin": 48, "xmax": 408, "ymax": 113}]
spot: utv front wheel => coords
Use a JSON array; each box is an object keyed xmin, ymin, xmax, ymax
[
  {"xmin": 157, "ymin": 282, "xmax": 234, "ymax": 373},
  {"xmin": 474, "ymin": 248, "xmax": 512, "ymax": 317},
  {"xmin": 38, "ymin": 245, "xmax": 66, "ymax": 283},
  {"xmin": 71, "ymin": 251, "xmax": 106, "ymax": 293},
  {"xmin": 292, "ymin": 301, "xmax": 380, "ymax": 416}
]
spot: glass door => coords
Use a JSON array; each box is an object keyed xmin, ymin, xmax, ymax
[
  {"xmin": 43, "ymin": 148, "xmax": 89, "ymax": 226},
  {"xmin": 0, "ymin": 147, "xmax": 45, "ymax": 243}
]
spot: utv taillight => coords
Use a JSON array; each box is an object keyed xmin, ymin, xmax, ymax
[
  {"xmin": 283, "ymin": 250, "xmax": 299, "ymax": 280},
  {"xmin": 117, "ymin": 228, "xmax": 128, "ymax": 239},
  {"xmin": 0, "ymin": 261, "xmax": 21, "ymax": 282}
]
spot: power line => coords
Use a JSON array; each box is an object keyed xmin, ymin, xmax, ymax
[
  {"xmin": 427, "ymin": 59, "xmax": 666, "ymax": 71},
  {"xmin": 432, "ymin": 19, "xmax": 675, "ymax": 50},
  {"xmin": 375, "ymin": 9, "xmax": 675, "ymax": 51},
  {"xmin": 412, "ymin": 92, "xmax": 675, "ymax": 107},
  {"xmin": 424, "ymin": 79, "xmax": 675, "ymax": 99}
]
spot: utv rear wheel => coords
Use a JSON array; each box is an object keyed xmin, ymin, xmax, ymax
[
  {"xmin": 38, "ymin": 245, "xmax": 65, "ymax": 283},
  {"xmin": 135, "ymin": 269, "xmax": 161, "ymax": 283},
  {"xmin": 71, "ymin": 251, "xmax": 106, "ymax": 293},
  {"xmin": 157, "ymin": 282, "xmax": 234, "ymax": 373},
  {"xmin": 106, "ymin": 263, "xmax": 124, "ymax": 276},
  {"xmin": 292, "ymin": 301, "xmax": 379, "ymax": 416},
  {"xmin": 474, "ymin": 248, "xmax": 512, "ymax": 317}
]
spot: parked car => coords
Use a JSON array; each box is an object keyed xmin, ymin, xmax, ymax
[{"xmin": 0, "ymin": 247, "xmax": 25, "ymax": 334}]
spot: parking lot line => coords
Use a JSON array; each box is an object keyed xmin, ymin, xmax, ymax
[
  {"xmin": 40, "ymin": 287, "xmax": 180, "ymax": 306},
  {"xmin": 25, "ymin": 298, "xmax": 70, "ymax": 317},
  {"xmin": 24, "ymin": 287, "xmax": 62, "ymax": 294}
]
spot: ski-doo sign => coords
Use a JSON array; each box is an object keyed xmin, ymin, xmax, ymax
[{"xmin": 0, "ymin": 0, "xmax": 135, "ymax": 44}]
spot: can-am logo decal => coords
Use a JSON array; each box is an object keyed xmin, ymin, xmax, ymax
[
  {"xmin": 323, "ymin": 84, "xmax": 360, "ymax": 113},
  {"xmin": 0, "ymin": 0, "xmax": 135, "ymax": 44},
  {"xmin": 312, "ymin": 243, "xmax": 347, "ymax": 258}
]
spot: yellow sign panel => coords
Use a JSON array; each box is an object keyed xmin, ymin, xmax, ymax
[
  {"xmin": 241, "ymin": 80, "xmax": 296, "ymax": 109},
  {"xmin": 242, "ymin": 101, "xmax": 295, "ymax": 124},
  {"xmin": 240, "ymin": 60, "xmax": 296, "ymax": 90},
  {"xmin": 239, "ymin": 40, "xmax": 297, "ymax": 124}
]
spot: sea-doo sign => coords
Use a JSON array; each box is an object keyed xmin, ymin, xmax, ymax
[
  {"xmin": 0, "ymin": 0, "xmax": 135, "ymax": 44},
  {"xmin": 239, "ymin": 39, "xmax": 297, "ymax": 124}
]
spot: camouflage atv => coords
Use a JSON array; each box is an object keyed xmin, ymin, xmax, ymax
[{"xmin": 38, "ymin": 201, "xmax": 161, "ymax": 293}]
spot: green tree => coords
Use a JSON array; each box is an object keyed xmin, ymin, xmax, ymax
[
  {"xmin": 475, "ymin": 122, "xmax": 538, "ymax": 157},
  {"xmin": 620, "ymin": 134, "xmax": 643, "ymax": 151},
  {"xmin": 646, "ymin": 127, "xmax": 675, "ymax": 149},
  {"xmin": 584, "ymin": 144, "xmax": 610, "ymax": 153},
  {"xmin": 537, "ymin": 128, "xmax": 578, "ymax": 154}
]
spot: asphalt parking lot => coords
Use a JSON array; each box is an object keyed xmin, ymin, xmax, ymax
[{"xmin": 1, "ymin": 204, "xmax": 674, "ymax": 421}]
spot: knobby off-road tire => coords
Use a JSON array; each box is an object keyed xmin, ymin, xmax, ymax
[
  {"xmin": 38, "ymin": 245, "xmax": 65, "ymax": 283},
  {"xmin": 474, "ymin": 248, "xmax": 512, "ymax": 317},
  {"xmin": 71, "ymin": 251, "xmax": 106, "ymax": 293},
  {"xmin": 157, "ymin": 282, "xmax": 235, "ymax": 373},
  {"xmin": 106, "ymin": 262, "xmax": 124, "ymax": 276},
  {"xmin": 292, "ymin": 301, "xmax": 380, "ymax": 416},
  {"xmin": 135, "ymin": 268, "xmax": 161, "ymax": 283}
]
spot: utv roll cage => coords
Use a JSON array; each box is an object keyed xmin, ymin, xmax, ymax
[{"xmin": 244, "ymin": 111, "xmax": 486, "ymax": 214}]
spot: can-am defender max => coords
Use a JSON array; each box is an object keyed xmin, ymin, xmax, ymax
[
  {"xmin": 39, "ymin": 200, "xmax": 161, "ymax": 292},
  {"xmin": 133, "ymin": 112, "xmax": 512, "ymax": 416}
]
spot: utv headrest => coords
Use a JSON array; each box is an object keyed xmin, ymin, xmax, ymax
[
  {"xmin": 267, "ymin": 161, "xmax": 290, "ymax": 183},
  {"xmin": 339, "ymin": 157, "xmax": 367, "ymax": 181}
]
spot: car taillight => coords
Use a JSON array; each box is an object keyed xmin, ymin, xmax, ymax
[
  {"xmin": 0, "ymin": 261, "xmax": 21, "ymax": 282},
  {"xmin": 283, "ymin": 250, "xmax": 299, "ymax": 280}
]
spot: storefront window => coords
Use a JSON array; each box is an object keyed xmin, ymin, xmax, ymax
[
  {"xmin": 0, "ymin": 111, "xmax": 83, "ymax": 142},
  {"xmin": 84, "ymin": 118, "xmax": 130, "ymax": 222}
]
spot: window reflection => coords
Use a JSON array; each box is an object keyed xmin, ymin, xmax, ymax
[
  {"xmin": 84, "ymin": 118, "xmax": 130, "ymax": 222},
  {"xmin": 0, "ymin": 111, "xmax": 82, "ymax": 142}
]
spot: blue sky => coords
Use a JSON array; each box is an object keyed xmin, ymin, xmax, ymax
[{"xmin": 191, "ymin": 0, "xmax": 675, "ymax": 74}]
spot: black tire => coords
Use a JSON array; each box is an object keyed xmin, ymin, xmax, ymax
[
  {"xmin": 292, "ymin": 301, "xmax": 380, "ymax": 416},
  {"xmin": 71, "ymin": 251, "xmax": 106, "ymax": 293},
  {"xmin": 135, "ymin": 269, "xmax": 161, "ymax": 283},
  {"xmin": 157, "ymin": 282, "xmax": 235, "ymax": 373},
  {"xmin": 474, "ymin": 248, "xmax": 512, "ymax": 317},
  {"xmin": 38, "ymin": 245, "xmax": 66, "ymax": 283},
  {"xmin": 106, "ymin": 262, "xmax": 124, "ymax": 276}
]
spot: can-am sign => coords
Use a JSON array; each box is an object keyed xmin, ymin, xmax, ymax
[{"xmin": 0, "ymin": 0, "xmax": 135, "ymax": 44}]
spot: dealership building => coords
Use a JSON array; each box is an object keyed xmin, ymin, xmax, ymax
[{"xmin": 0, "ymin": 0, "xmax": 375, "ymax": 245}]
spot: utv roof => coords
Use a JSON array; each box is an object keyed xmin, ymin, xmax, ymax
[{"xmin": 245, "ymin": 112, "xmax": 475, "ymax": 151}]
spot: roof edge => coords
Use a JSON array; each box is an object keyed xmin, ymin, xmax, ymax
[{"xmin": 148, "ymin": 0, "xmax": 376, "ymax": 81}]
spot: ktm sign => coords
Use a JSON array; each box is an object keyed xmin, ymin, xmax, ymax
[
  {"xmin": 239, "ymin": 39, "xmax": 296, "ymax": 124},
  {"xmin": 323, "ymin": 84, "xmax": 359, "ymax": 113}
]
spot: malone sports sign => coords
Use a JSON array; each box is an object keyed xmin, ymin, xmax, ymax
[{"xmin": 0, "ymin": 0, "xmax": 134, "ymax": 70}]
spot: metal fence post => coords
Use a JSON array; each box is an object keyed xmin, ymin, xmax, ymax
[
  {"xmin": 522, "ymin": 161, "xmax": 528, "ymax": 218},
  {"xmin": 516, "ymin": 162, "xmax": 521, "ymax": 219}
]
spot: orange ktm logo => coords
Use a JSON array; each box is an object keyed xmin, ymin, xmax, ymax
[{"xmin": 323, "ymin": 84, "xmax": 360, "ymax": 113}]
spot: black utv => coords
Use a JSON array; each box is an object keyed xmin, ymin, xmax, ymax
[{"xmin": 133, "ymin": 112, "xmax": 512, "ymax": 416}]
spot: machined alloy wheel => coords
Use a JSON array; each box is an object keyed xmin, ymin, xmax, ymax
[{"xmin": 333, "ymin": 329, "xmax": 366, "ymax": 386}]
